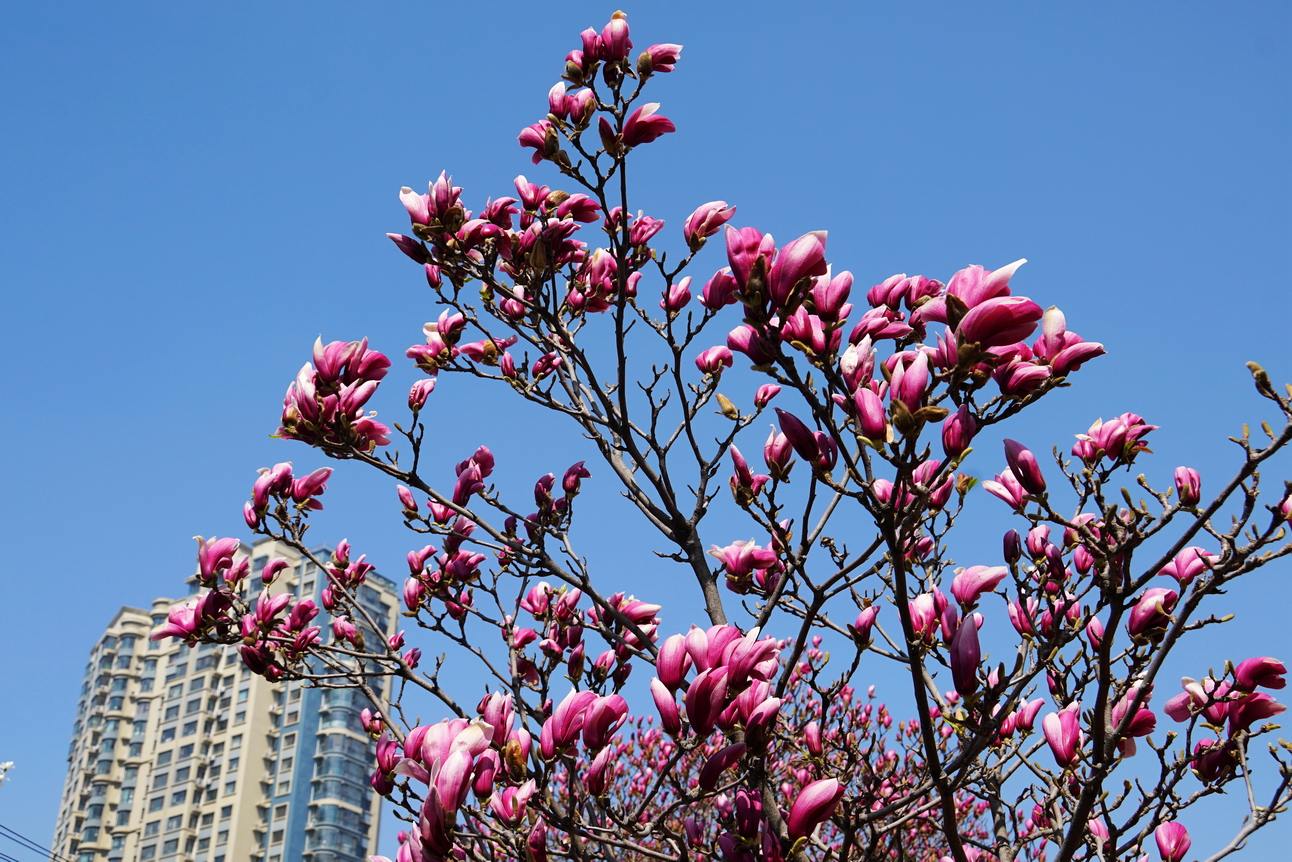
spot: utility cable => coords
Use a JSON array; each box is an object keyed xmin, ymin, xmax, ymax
[{"xmin": 0, "ymin": 824, "xmax": 79, "ymax": 862}]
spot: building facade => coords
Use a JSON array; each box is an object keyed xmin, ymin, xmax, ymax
[{"xmin": 51, "ymin": 538, "xmax": 399, "ymax": 862}]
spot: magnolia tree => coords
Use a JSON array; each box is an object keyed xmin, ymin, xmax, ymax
[{"xmin": 153, "ymin": 12, "xmax": 1292, "ymax": 862}]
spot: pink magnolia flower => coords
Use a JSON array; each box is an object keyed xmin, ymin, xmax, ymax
[
  {"xmin": 695, "ymin": 345, "xmax": 733, "ymax": 375},
  {"xmin": 683, "ymin": 201, "xmax": 735, "ymax": 247},
  {"xmin": 1157, "ymin": 547, "xmax": 1217, "ymax": 586},
  {"xmin": 983, "ymin": 468, "xmax": 1028, "ymax": 511},
  {"xmin": 1042, "ymin": 702, "xmax": 1083, "ymax": 768},
  {"xmin": 767, "ymin": 231, "xmax": 829, "ymax": 311},
  {"xmin": 888, "ymin": 352, "xmax": 930, "ymax": 413},
  {"xmin": 622, "ymin": 103, "xmax": 675, "ymax": 148},
  {"xmin": 787, "ymin": 777, "xmax": 846, "ymax": 839},
  {"xmin": 698, "ymin": 742, "xmax": 746, "ymax": 791},
  {"xmin": 641, "ymin": 42, "xmax": 683, "ymax": 74},
  {"xmin": 956, "ymin": 295, "xmax": 1044, "ymax": 348},
  {"xmin": 649, "ymin": 678, "xmax": 682, "ymax": 736},
  {"xmin": 195, "ymin": 536, "xmax": 241, "ymax": 582},
  {"xmin": 1154, "ymin": 822, "xmax": 1191, "ymax": 862},
  {"xmin": 708, "ymin": 540, "xmax": 778, "ymax": 579},
  {"xmin": 1003, "ymin": 439, "xmax": 1046, "ymax": 495},
  {"xmin": 1110, "ymin": 686, "xmax": 1157, "ymax": 756},
  {"xmin": 754, "ymin": 384, "xmax": 782, "ymax": 408},
  {"xmin": 684, "ymin": 665, "xmax": 729, "ymax": 736},
  {"xmin": 1174, "ymin": 466, "xmax": 1202, "ymax": 506},
  {"xmin": 1033, "ymin": 305, "xmax": 1105, "ymax": 375},
  {"xmin": 1228, "ymin": 692, "xmax": 1287, "ymax": 735},
  {"xmin": 518, "ymin": 119, "xmax": 555, "ymax": 164},
  {"xmin": 942, "ymin": 404, "xmax": 977, "ymax": 459},
  {"xmin": 1234, "ymin": 657, "xmax": 1287, "ymax": 692},
  {"xmin": 700, "ymin": 269, "xmax": 739, "ymax": 309},
  {"xmin": 489, "ymin": 779, "xmax": 536, "ymax": 828},
  {"xmin": 854, "ymin": 386, "xmax": 887, "ymax": 441},
  {"xmin": 408, "ymin": 378, "xmax": 436, "ymax": 410},
  {"xmin": 540, "ymin": 689, "xmax": 598, "ymax": 758},
  {"xmin": 581, "ymin": 694, "xmax": 629, "ymax": 750},
  {"xmin": 950, "ymin": 615, "xmax": 981, "ymax": 695},
  {"xmin": 951, "ymin": 566, "xmax": 1009, "ymax": 607},
  {"xmin": 908, "ymin": 590, "xmax": 948, "ymax": 644},
  {"xmin": 849, "ymin": 605, "xmax": 880, "ymax": 644},
  {"xmin": 1126, "ymin": 588, "xmax": 1179, "ymax": 638}
]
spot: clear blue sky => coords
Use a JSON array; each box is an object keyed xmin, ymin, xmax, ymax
[{"xmin": 2, "ymin": 2, "xmax": 1290, "ymax": 858}]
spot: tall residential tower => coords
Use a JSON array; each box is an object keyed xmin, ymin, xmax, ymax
[{"xmin": 52, "ymin": 538, "xmax": 399, "ymax": 862}]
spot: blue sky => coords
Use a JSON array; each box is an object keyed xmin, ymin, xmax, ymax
[{"xmin": 1, "ymin": 1, "xmax": 1290, "ymax": 858}]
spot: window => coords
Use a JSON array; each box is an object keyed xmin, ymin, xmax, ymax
[
  {"xmin": 217, "ymin": 829, "xmax": 229, "ymax": 844},
  {"xmin": 166, "ymin": 815, "xmax": 182, "ymax": 831},
  {"xmin": 153, "ymin": 774, "xmax": 169, "ymax": 789},
  {"xmin": 182, "ymin": 721, "xmax": 197, "ymax": 736},
  {"xmin": 164, "ymin": 706, "xmax": 179, "ymax": 720},
  {"xmin": 162, "ymin": 838, "xmax": 179, "ymax": 854},
  {"xmin": 121, "ymin": 635, "xmax": 136, "ymax": 648},
  {"xmin": 88, "ymin": 804, "xmax": 104, "ymax": 819},
  {"xmin": 136, "ymin": 701, "xmax": 150, "ymax": 716},
  {"xmin": 276, "ymin": 781, "xmax": 290, "ymax": 795},
  {"xmin": 231, "ymin": 735, "xmax": 242, "ymax": 748},
  {"xmin": 224, "ymin": 781, "xmax": 236, "ymax": 795},
  {"xmin": 95, "ymin": 760, "xmax": 111, "ymax": 774},
  {"xmin": 186, "ymin": 699, "xmax": 200, "ymax": 714},
  {"xmin": 274, "ymin": 805, "xmax": 288, "ymax": 819},
  {"xmin": 82, "ymin": 827, "xmax": 99, "ymax": 841},
  {"xmin": 108, "ymin": 696, "xmax": 124, "ymax": 710},
  {"xmin": 129, "ymin": 743, "xmax": 143, "ymax": 757},
  {"xmin": 160, "ymin": 727, "xmax": 175, "ymax": 742},
  {"xmin": 149, "ymin": 797, "xmax": 164, "ymax": 812},
  {"xmin": 283, "ymin": 734, "xmax": 295, "ymax": 749},
  {"xmin": 140, "ymin": 677, "xmax": 153, "ymax": 692},
  {"xmin": 112, "ymin": 677, "xmax": 128, "ymax": 691},
  {"xmin": 279, "ymin": 757, "xmax": 292, "ymax": 771},
  {"xmin": 144, "ymin": 659, "xmax": 157, "ymax": 672},
  {"xmin": 133, "ymin": 721, "xmax": 147, "ymax": 738},
  {"xmin": 237, "ymin": 688, "xmax": 249, "ymax": 703},
  {"xmin": 170, "ymin": 790, "xmax": 186, "ymax": 805},
  {"xmin": 145, "ymin": 820, "xmax": 160, "ymax": 836},
  {"xmin": 117, "ymin": 655, "xmax": 132, "ymax": 669},
  {"xmin": 286, "ymin": 711, "xmax": 298, "ymax": 725},
  {"xmin": 271, "ymin": 830, "xmax": 283, "ymax": 844},
  {"xmin": 198, "ymin": 837, "xmax": 210, "ymax": 850},
  {"xmin": 157, "ymin": 751, "xmax": 172, "ymax": 765},
  {"xmin": 196, "ymin": 654, "xmax": 215, "ymax": 670},
  {"xmin": 202, "ymin": 813, "xmax": 214, "ymax": 825},
  {"xmin": 213, "ymin": 742, "xmax": 225, "ymax": 756},
  {"xmin": 112, "ymin": 836, "xmax": 125, "ymax": 850},
  {"xmin": 168, "ymin": 684, "xmax": 183, "ymax": 699},
  {"xmin": 121, "ymin": 787, "xmax": 135, "ymax": 803},
  {"xmin": 220, "ymin": 806, "xmax": 232, "ymax": 820},
  {"xmin": 140, "ymin": 845, "xmax": 156, "ymax": 860},
  {"xmin": 116, "ymin": 811, "xmax": 130, "ymax": 826},
  {"xmin": 227, "ymin": 757, "xmax": 239, "ymax": 772},
  {"xmin": 174, "ymin": 766, "xmax": 190, "ymax": 782},
  {"xmin": 234, "ymin": 711, "xmax": 245, "ymax": 724}
]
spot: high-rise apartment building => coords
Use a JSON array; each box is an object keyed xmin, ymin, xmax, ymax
[{"xmin": 52, "ymin": 538, "xmax": 399, "ymax": 862}]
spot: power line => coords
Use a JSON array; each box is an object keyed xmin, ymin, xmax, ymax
[{"xmin": 0, "ymin": 824, "xmax": 78, "ymax": 862}]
